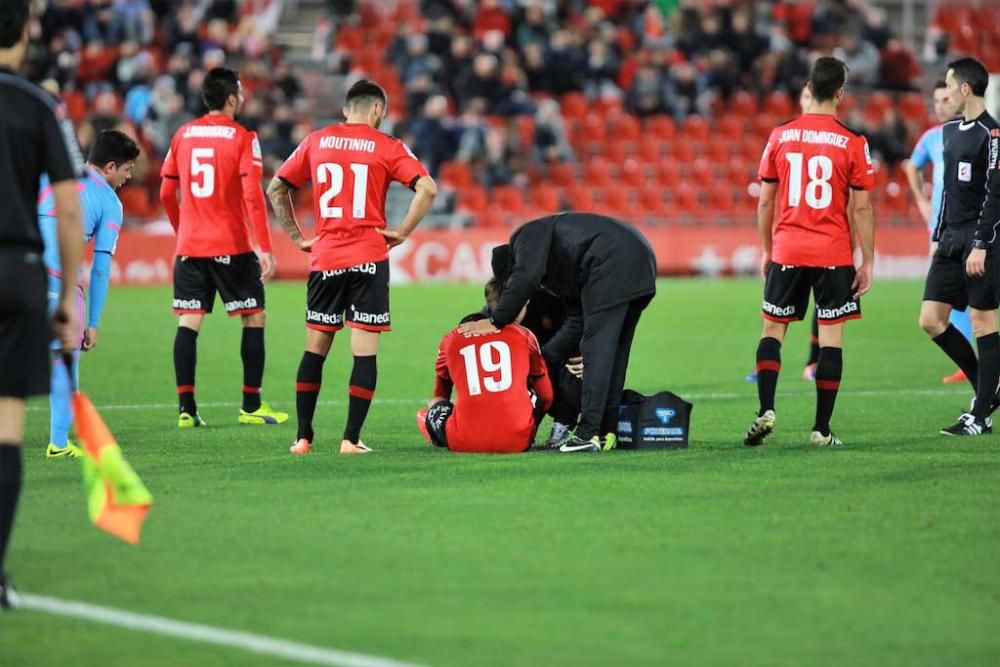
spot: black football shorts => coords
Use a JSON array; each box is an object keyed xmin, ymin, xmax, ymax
[
  {"xmin": 762, "ymin": 263, "xmax": 861, "ymax": 324},
  {"xmin": 306, "ymin": 260, "xmax": 391, "ymax": 332},
  {"xmin": 173, "ymin": 252, "xmax": 264, "ymax": 316},
  {"xmin": 923, "ymin": 227, "xmax": 1000, "ymax": 311},
  {"xmin": 0, "ymin": 251, "xmax": 50, "ymax": 398}
]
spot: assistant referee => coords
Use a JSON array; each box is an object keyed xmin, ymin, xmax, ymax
[{"xmin": 0, "ymin": 1, "xmax": 84, "ymax": 610}]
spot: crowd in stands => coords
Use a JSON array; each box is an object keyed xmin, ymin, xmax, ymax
[
  {"xmin": 27, "ymin": 0, "xmax": 306, "ymax": 218},
  {"xmin": 22, "ymin": 0, "xmax": 1000, "ymax": 226}
]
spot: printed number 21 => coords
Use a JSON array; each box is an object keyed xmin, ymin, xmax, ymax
[
  {"xmin": 317, "ymin": 162, "xmax": 369, "ymax": 218},
  {"xmin": 459, "ymin": 341, "xmax": 512, "ymax": 396}
]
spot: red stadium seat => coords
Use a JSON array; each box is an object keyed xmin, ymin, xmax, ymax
[
  {"xmin": 637, "ymin": 138, "xmax": 664, "ymax": 167},
  {"xmin": 682, "ymin": 115, "xmax": 710, "ymax": 141},
  {"xmin": 493, "ymin": 186, "xmax": 525, "ymax": 214},
  {"xmin": 620, "ymin": 158, "xmax": 645, "ymax": 188},
  {"xmin": 656, "ymin": 162, "xmax": 680, "ymax": 188},
  {"xmin": 336, "ymin": 26, "xmax": 365, "ymax": 52},
  {"xmin": 478, "ymin": 209, "xmax": 508, "ymax": 228},
  {"xmin": 438, "ymin": 162, "xmax": 475, "ymax": 189},
  {"xmin": 456, "ymin": 186, "xmax": 488, "ymax": 214},
  {"xmin": 717, "ymin": 116, "xmax": 745, "ymax": 141},
  {"xmin": 670, "ymin": 183, "xmax": 700, "ymax": 219},
  {"xmin": 764, "ymin": 91, "xmax": 793, "ymax": 118},
  {"xmin": 566, "ymin": 185, "xmax": 595, "ymax": 211},
  {"xmin": 600, "ymin": 186, "xmax": 635, "ymax": 217},
  {"xmin": 549, "ymin": 161, "xmax": 577, "ymax": 188},
  {"xmin": 707, "ymin": 137, "xmax": 730, "ymax": 164},
  {"xmin": 898, "ymin": 92, "xmax": 927, "ymax": 122},
  {"xmin": 584, "ymin": 158, "xmax": 612, "ymax": 188},
  {"xmin": 530, "ymin": 184, "xmax": 561, "ymax": 212},
  {"xmin": 670, "ymin": 136, "xmax": 697, "ymax": 163},
  {"xmin": 646, "ymin": 115, "xmax": 676, "ymax": 142},
  {"xmin": 639, "ymin": 185, "xmax": 667, "ymax": 215},
  {"xmin": 730, "ymin": 91, "xmax": 758, "ymax": 117},
  {"xmin": 609, "ymin": 114, "xmax": 641, "ymax": 142},
  {"xmin": 602, "ymin": 141, "xmax": 629, "ymax": 166},
  {"xmin": 687, "ymin": 158, "xmax": 715, "ymax": 189},
  {"xmin": 561, "ymin": 92, "xmax": 589, "ymax": 120}
]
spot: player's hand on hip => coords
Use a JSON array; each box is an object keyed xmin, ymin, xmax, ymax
[
  {"xmin": 458, "ymin": 319, "xmax": 498, "ymax": 337},
  {"xmin": 296, "ymin": 237, "xmax": 315, "ymax": 252},
  {"xmin": 966, "ymin": 248, "xmax": 987, "ymax": 278},
  {"xmin": 566, "ymin": 356, "xmax": 584, "ymax": 378},
  {"xmin": 380, "ymin": 228, "xmax": 408, "ymax": 248},
  {"xmin": 82, "ymin": 327, "xmax": 98, "ymax": 351},
  {"xmin": 52, "ymin": 298, "xmax": 78, "ymax": 351},
  {"xmin": 851, "ymin": 262, "xmax": 873, "ymax": 299},
  {"xmin": 760, "ymin": 252, "xmax": 771, "ymax": 280},
  {"xmin": 258, "ymin": 252, "xmax": 277, "ymax": 281}
]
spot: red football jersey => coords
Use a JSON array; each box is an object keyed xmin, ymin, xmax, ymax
[
  {"xmin": 161, "ymin": 114, "xmax": 271, "ymax": 256},
  {"xmin": 275, "ymin": 122, "xmax": 428, "ymax": 271},
  {"xmin": 758, "ymin": 113, "xmax": 875, "ymax": 266},
  {"xmin": 433, "ymin": 324, "xmax": 553, "ymax": 453}
]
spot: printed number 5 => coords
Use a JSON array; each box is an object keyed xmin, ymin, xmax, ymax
[{"xmin": 191, "ymin": 148, "xmax": 215, "ymax": 198}]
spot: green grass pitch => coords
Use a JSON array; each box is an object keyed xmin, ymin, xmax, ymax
[{"xmin": 3, "ymin": 279, "xmax": 999, "ymax": 666}]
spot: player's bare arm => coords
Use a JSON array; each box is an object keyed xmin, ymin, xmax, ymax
[
  {"xmin": 903, "ymin": 159, "xmax": 932, "ymax": 224},
  {"xmin": 51, "ymin": 179, "xmax": 83, "ymax": 350},
  {"xmin": 850, "ymin": 189, "xmax": 875, "ymax": 298},
  {"xmin": 381, "ymin": 175, "xmax": 438, "ymax": 248},
  {"xmin": 266, "ymin": 177, "xmax": 314, "ymax": 251},
  {"xmin": 756, "ymin": 181, "xmax": 777, "ymax": 278}
]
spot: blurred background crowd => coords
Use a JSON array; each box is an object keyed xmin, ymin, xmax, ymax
[{"xmin": 20, "ymin": 0, "xmax": 1000, "ymax": 227}]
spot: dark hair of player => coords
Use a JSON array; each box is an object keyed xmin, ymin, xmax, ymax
[
  {"xmin": 484, "ymin": 278, "xmax": 502, "ymax": 312},
  {"xmin": 808, "ymin": 56, "xmax": 849, "ymax": 103},
  {"xmin": 345, "ymin": 79, "xmax": 387, "ymax": 111},
  {"xmin": 88, "ymin": 130, "xmax": 141, "ymax": 169},
  {"xmin": 934, "ymin": 79, "xmax": 947, "ymax": 90},
  {"xmin": 202, "ymin": 67, "xmax": 241, "ymax": 111},
  {"xmin": 0, "ymin": 0, "xmax": 30, "ymax": 49},
  {"xmin": 947, "ymin": 57, "xmax": 989, "ymax": 97}
]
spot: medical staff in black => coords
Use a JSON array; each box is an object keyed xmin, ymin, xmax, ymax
[{"xmin": 461, "ymin": 213, "xmax": 656, "ymax": 453}]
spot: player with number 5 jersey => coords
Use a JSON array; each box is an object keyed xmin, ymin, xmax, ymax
[
  {"xmin": 160, "ymin": 67, "xmax": 287, "ymax": 429},
  {"xmin": 268, "ymin": 79, "xmax": 437, "ymax": 455},
  {"xmin": 745, "ymin": 56, "xmax": 875, "ymax": 449}
]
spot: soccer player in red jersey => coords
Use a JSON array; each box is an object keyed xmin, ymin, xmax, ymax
[
  {"xmin": 267, "ymin": 80, "xmax": 437, "ymax": 454},
  {"xmin": 160, "ymin": 67, "xmax": 287, "ymax": 428},
  {"xmin": 418, "ymin": 281, "xmax": 553, "ymax": 453},
  {"xmin": 745, "ymin": 57, "xmax": 875, "ymax": 448}
]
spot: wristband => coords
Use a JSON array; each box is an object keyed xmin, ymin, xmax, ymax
[{"xmin": 973, "ymin": 240, "xmax": 989, "ymax": 250}]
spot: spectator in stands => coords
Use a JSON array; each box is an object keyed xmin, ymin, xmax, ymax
[
  {"xmin": 665, "ymin": 61, "xmax": 704, "ymax": 119},
  {"xmin": 627, "ymin": 64, "xmax": 667, "ymax": 117},
  {"xmin": 533, "ymin": 99, "xmax": 572, "ymax": 163},
  {"xmin": 583, "ymin": 38, "xmax": 621, "ymax": 98},
  {"xmin": 879, "ymin": 38, "xmax": 920, "ymax": 91},
  {"xmin": 545, "ymin": 29, "xmax": 585, "ymax": 95},
  {"xmin": 473, "ymin": 0, "xmax": 512, "ymax": 40},
  {"xmin": 835, "ymin": 34, "xmax": 880, "ymax": 88},
  {"xmin": 480, "ymin": 126, "xmax": 515, "ymax": 188},
  {"xmin": 516, "ymin": 2, "xmax": 551, "ymax": 52},
  {"xmin": 455, "ymin": 99, "xmax": 489, "ymax": 163},
  {"xmin": 729, "ymin": 9, "xmax": 765, "ymax": 75},
  {"xmin": 410, "ymin": 94, "xmax": 455, "ymax": 177},
  {"xmin": 870, "ymin": 107, "xmax": 909, "ymax": 164}
]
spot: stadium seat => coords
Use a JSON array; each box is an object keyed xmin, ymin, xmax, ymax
[
  {"xmin": 764, "ymin": 91, "xmax": 793, "ymax": 118},
  {"xmin": 687, "ymin": 158, "xmax": 715, "ymax": 189},
  {"xmin": 599, "ymin": 186, "xmax": 635, "ymax": 217},
  {"xmin": 602, "ymin": 140, "xmax": 630, "ymax": 166},
  {"xmin": 707, "ymin": 137, "xmax": 730, "ymax": 163},
  {"xmin": 565, "ymin": 185, "xmax": 595, "ymax": 210},
  {"xmin": 561, "ymin": 92, "xmax": 589, "ymax": 120},
  {"xmin": 636, "ymin": 139, "xmax": 664, "ymax": 167},
  {"xmin": 717, "ymin": 116, "xmax": 745, "ymax": 141},
  {"xmin": 530, "ymin": 184, "xmax": 561, "ymax": 212},
  {"xmin": 620, "ymin": 158, "xmax": 645, "ymax": 188},
  {"xmin": 670, "ymin": 136, "xmax": 697, "ymax": 163},
  {"xmin": 439, "ymin": 162, "xmax": 475, "ymax": 189},
  {"xmin": 646, "ymin": 115, "xmax": 676, "ymax": 142},
  {"xmin": 584, "ymin": 158, "xmax": 612, "ymax": 188},
  {"xmin": 457, "ymin": 186, "xmax": 488, "ymax": 214},
  {"xmin": 682, "ymin": 115, "xmax": 710, "ymax": 141},
  {"xmin": 898, "ymin": 92, "xmax": 927, "ymax": 123},
  {"xmin": 609, "ymin": 114, "xmax": 641, "ymax": 142},
  {"xmin": 730, "ymin": 91, "xmax": 758, "ymax": 117},
  {"xmin": 549, "ymin": 162, "xmax": 577, "ymax": 188},
  {"xmin": 638, "ymin": 185, "xmax": 668, "ymax": 216},
  {"xmin": 478, "ymin": 208, "xmax": 508, "ymax": 228},
  {"xmin": 655, "ymin": 162, "xmax": 680, "ymax": 188},
  {"xmin": 493, "ymin": 186, "xmax": 526, "ymax": 214}
]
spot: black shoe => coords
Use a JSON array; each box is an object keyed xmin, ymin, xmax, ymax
[
  {"xmin": 940, "ymin": 413, "xmax": 992, "ymax": 436},
  {"xmin": 557, "ymin": 435, "xmax": 602, "ymax": 453},
  {"xmin": 1, "ymin": 574, "xmax": 21, "ymax": 610}
]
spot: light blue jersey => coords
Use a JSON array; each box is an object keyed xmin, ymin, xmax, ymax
[
  {"xmin": 910, "ymin": 124, "xmax": 945, "ymax": 234},
  {"xmin": 39, "ymin": 165, "xmax": 123, "ymax": 449}
]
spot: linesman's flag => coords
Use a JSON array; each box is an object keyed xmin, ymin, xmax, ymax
[{"xmin": 71, "ymin": 389, "xmax": 153, "ymax": 545}]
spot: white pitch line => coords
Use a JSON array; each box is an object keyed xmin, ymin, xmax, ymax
[
  {"xmin": 26, "ymin": 387, "xmax": 968, "ymax": 412},
  {"xmin": 20, "ymin": 593, "xmax": 429, "ymax": 667}
]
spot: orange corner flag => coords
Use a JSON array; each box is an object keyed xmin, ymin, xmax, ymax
[{"xmin": 72, "ymin": 391, "xmax": 153, "ymax": 545}]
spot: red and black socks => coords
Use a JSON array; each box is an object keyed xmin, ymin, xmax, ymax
[
  {"xmin": 756, "ymin": 337, "xmax": 782, "ymax": 415},
  {"xmin": 344, "ymin": 355, "xmax": 377, "ymax": 444},
  {"xmin": 241, "ymin": 327, "xmax": 265, "ymax": 413},
  {"xmin": 174, "ymin": 326, "xmax": 198, "ymax": 414},
  {"xmin": 295, "ymin": 351, "xmax": 325, "ymax": 442},
  {"xmin": 813, "ymin": 347, "xmax": 843, "ymax": 436}
]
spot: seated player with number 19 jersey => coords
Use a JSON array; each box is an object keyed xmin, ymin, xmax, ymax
[{"xmin": 418, "ymin": 280, "xmax": 553, "ymax": 454}]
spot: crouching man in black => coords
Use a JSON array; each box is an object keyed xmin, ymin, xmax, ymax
[{"xmin": 462, "ymin": 212, "xmax": 657, "ymax": 453}]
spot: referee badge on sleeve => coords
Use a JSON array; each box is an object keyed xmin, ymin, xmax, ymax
[{"xmin": 958, "ymin": 161, "xmax": 972, "ymax": 182}]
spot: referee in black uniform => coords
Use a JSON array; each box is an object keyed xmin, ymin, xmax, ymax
[
  {"xmin": 919, "ymin": 57, "xmax": 1000, "ymax": 436},
  {"xmin": 0, "ymin": 1, "xmax": 84, "ymax": 609},
  {"xmin": 462, "ymin": 212, "xmax": 656, "ymax": 453}
]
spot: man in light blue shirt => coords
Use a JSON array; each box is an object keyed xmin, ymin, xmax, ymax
[
  {"xmin": 905, "ymin": 80, "xmax": 971, "ymax": 383},
  {"xmin": 38, "ymin": 129, "xmax": 140, "ymax": 457}
]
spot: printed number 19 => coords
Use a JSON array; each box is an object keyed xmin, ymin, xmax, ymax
[{"xmin": 459, "ymin": 341, "xmax": 513, "ymax": 396}]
